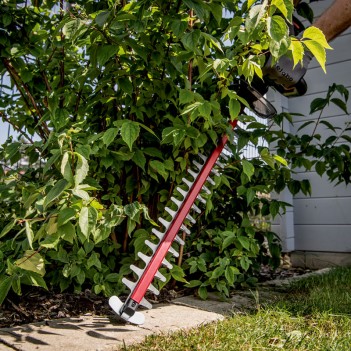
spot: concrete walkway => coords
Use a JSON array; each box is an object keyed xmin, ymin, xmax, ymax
[
  {"xmin": 0, "ymin": 301, "xmax": 225, "ymax": 351},
  {"xmin": 0, "ymin": 269, "xmax": 329, "ymax": 351}
]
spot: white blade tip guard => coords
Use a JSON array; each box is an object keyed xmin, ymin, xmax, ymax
[{"xmin": 109, "ymin": 296, "xmax": 145, "ymax": 325}]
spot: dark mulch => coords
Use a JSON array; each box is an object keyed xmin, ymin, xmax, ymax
[{"xmin": 0, "ymin": 265, "xmax": 311, "ymax": 329}]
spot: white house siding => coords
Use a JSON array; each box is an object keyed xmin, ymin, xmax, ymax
[{"xmin": 272, "ymin": 0, "xmax": 351, "ymax": 265}]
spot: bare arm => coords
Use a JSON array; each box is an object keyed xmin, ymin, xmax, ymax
[{"xmin": 313, "ymin": 0, "xmax": 351, "ymax": 42}]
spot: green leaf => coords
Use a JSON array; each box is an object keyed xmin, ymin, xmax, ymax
[
  {"xmin": 97, "ymin": 45, "xmax": 118, "ymax": 66},
  {"xmin": 170, "ymin": 19, "xmax": 188, "ymax": 38},
  {"xmin": 267, "ymin": 15, "xmax": 287, "ymax": 42},
  {"xmin": 0, "ymin": 276, "xmax": 13, "ymax": 305},
  {"xmin": 303, "ymin": 26, "xmax": 332, "ymax": 50},
  {"xmin": 225, "ymin": 266, "xmax": 236, "ymax": 286},
  {"xmin": 25, "ymin": 221, "xmax": 34, "ymax": 249},
  {"xmin": 149, "ymin": 160, "xmax": 168, "ymax": 181},
  {"xmin": 246, "ymin": 188, "xmax": 256, "ymax": 205},
  {"xmin": 121, "ymin": 120, "xmax": 140, "ymax": 151},
  {"xmin": 118, "ymin": 77, "xmax": 133, "ymax": 95},
  {"xmin": 310, "ymin": 97, "xmax": 328, "ymax": 114},
  {"xmin": 260, "ymin": 148, "xmax": 275, "ymax": 168},
  {"xmin": 185, "ymin": 280, "xmax": 202, "ymax": 288},
  {"xmin": 303, "ymin": 39, "xmax": 327, "ymax": 72},
  {"xmin": 105, "ymin": 273, "xmax": 120, "ymax": 282},
  {"xmin": 79, "ymin": 206, "xmax": 98, "ymax": 238},
  {"xmin": 95, "ymin": 11, "xmax": 110, "ymax": 27},
  {"xmin": 222, "ymin": 234, "xmax": 236, "ymax": 250},
  {"xmin": 132, "ymin": 149, "xmax": 146, "ymax": 170},
  {"xmin": 58, "ymin": 221, "xmax": 76, "ymax": 244},
  {"xmin": 43, "ymin": 179, "xmax": 68, "ymax": 210},
  {"xmin": 270, "ymin": 200, "xmax": 280, "ymax": 217},
  {"xmin": 0, "ymin": 219, "xmax": 16, "ymax": 239},
  {"xmin": 273, "ymin": 155, "xmax": 288, "ymax": 167},
  {"xmin": 40, "ymin": 232, "xmax": 61, "ymax": 249},
  {"xmin": 198, "ymin": 286, "xmax": 208, "ymax": 300},
  {"xmin": 315, "ymin": 161, "xmax": 326, "ymax": 176},
  {"xmin": 297, "ymin": 120, "xmax": 315, "ymax": 132},
  {"xmin": 290, "ymin": 39, "xmax": 304, "ymax": 67},
  {"xmin": 238, "ymin": 236, "xmax": 251, "ymax": 250},
  {"xmin": 179, "ymin": 89, "xmax": 195, "ymax": 104},
  {"xmin": 62, "ymin": 19, "xmax": 82, "ymax": 38},
  {"xmin": 201, "ymin": 32, "xmax": 223, "ymax": 53},
  {"xmin": 170, "ymin": 265, "xmax": 187, "ymax": 283},
  {"xmin": 15, "ymin": 250, "xmax": 46, "ymax": 276},
  {"xmin": 330, "ymin": 98, "xmax": 349, "ymax": 114},
  {"xmin": 211, "ymin": 266, "xmax": 225, "ymax": 279},
  {"xmin": 61, "ymin": 152, "xmax": 74, "ymax": 184},
  {"xmin": 229, "ymin": 99, "xmax": 241, "ymax": 120},
  {"xmin": 242, "ymin": 159, "xmax": 255, "ymax": 181},
  {"xmin": 271, "ymin": 0, "xmax": 292, "ymax": 19},
  {"xmin": 102, "ymin": 128, "xmax": 119, "ymax": 147},
  {"xmin": 58, "ymin": 208, "xmax": 76, "ymax": 227},
  {"xmin": 23, "ymin": 271, "xmax": 48, "ymax": 290},
  {"xmin": 72, "ymin": 188, "xmax": 90, "ymax": 201},
  {"xmin": 181, "ymin": 30, "xmax": 201, "ymax": 51},
  {"xmin": 75, "ymin": 153, "xmax": 89, "ymax": 186},
  {"xmin": 87, "ymin": 252, "xmax": 101, "ymax": 269}
]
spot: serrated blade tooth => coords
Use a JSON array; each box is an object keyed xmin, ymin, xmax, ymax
[
  {"xmin": 148, "ymin": 283, "xmax": 160, "ymax": 295},
  {"xmin": 186, "ymin": 213, "xmax": 196, "ymax": 224},
  {"xmin": 175, "ymin": 235, "xmax": 185, "ymax": 246},
  {"xmin": 216, "ymin": 160, "xmax": 225, "ymax": 168},
  {"xmin": 197, "ymin": 194, "xmax": 206, "ymax": 204},
  {"xmin": 168, "ymin": 246, "xmax": 179, "ymax": 257},
  {"xmin": 198, "ymin": 153, "xmax": 207, "ymax": 163},
  {"xmin": 130, "ymin": 264, "xmax": 144, "ymax": 278},
  {"xmin": 182, "ymin": 177, "xmax": 193, "ymax": 188},
  {"xmin": 188, "ymin": 168, "xmax": 198, "ymax": 179},
  {"xmin": 159, "ymin": 217, "xmax": 171, "ymax": 230},
  {"xmin": 152, "ymin": 228, "xmax": 164, "ymax": 240},
  {"xmin": 211, "ymin": 168, "xmax": 220, "ymax": 177},
  {"xmin": 171, "ymin": 196, "xmax": 182, "ymax": 208},
  {"xmin": 206, "ymin": 176, "xmax": 215, "ymax": 186},
  {"xmin": 138, "ymin": 252, "xmax": 151, "ymax": 265},
  {"xmin": 165, "ymin": 206, "xmax": 177, "ymax": 218},
  {"xmin": 155, "ymin": 270, "xmax": 167, "ymax": 282},
  {"xmin": 220, "ymin": 152, "xmax": 229, "ymax": 161},
  {"xmin": 140, "ymin": 297, "xmax": 152, "ymax": 310},
  {"xmin": 176, "ymin": 186, "xmax": 188, "ymax": 199},
  {"xmin": 191, "ymin": 203, "xmax": 201, "ymax": 214},
  {"xmin": 122, "ymin": 278, "xmax": 136, "ymax": 292},
  {"xmin": 145, "ymin": 239, "xmax": 157, "ymax": 253},
  {"xmin": 224, "ymin": 145, "xmax": 232, "ymax": 154},
  {"xmin": 193, "ymin": 160, "xmax": 203, "ymax": 171},
  {"xmin": 162, "ymin": 258, "xmax": 173, "ymax": 269},
  {"xmin": 202, "ymin": 185, "xmax": 211, "ymax": 194},
  {"xmin": 180, "ymin": 224, "xmax": 191, "ymax": 235}
]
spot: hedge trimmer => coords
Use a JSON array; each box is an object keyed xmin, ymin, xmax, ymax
[{"xmin": 109, "ymin": 80, "xmax": 277, "ymax": 325}]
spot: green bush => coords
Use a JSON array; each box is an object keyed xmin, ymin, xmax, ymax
[{"xmin": 0, "ymin": 0, "xmax": 349, "ymax": 303}]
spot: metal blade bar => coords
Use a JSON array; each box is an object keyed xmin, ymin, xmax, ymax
[{"xmin": 129, "ymin": 120, "xmax": 237, "ymax": 304}]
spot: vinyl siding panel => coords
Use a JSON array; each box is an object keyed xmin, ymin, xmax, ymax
[{"xmin": 275, "ymin": 0, "xmax": 351, "ymax": 253}]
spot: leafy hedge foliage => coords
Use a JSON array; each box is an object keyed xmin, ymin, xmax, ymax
[{"xmin": 0, "ymin": 0, "xmax": 350, "ymax": 303}]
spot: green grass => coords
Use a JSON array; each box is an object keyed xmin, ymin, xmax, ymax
[
  {"xmin": 121, "ymin": 267, "xmax": 351, "ymax": 351},
  {"xmin": 276, "ymin": 266, "xmax": 351, "ymax": 316}
]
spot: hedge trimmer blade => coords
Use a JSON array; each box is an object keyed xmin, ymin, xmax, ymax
[
  {"xmin": 109, "ymin": 83, "xmax": 276, "ymax": 325},
  {"xmin": 109, "ymin": 121, "xmax": 237, "ymax": 324}
]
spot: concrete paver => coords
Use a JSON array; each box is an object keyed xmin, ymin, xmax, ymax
[{"xmin": 0, "ymin": 303, "xmax": 224, "ymax": 351}]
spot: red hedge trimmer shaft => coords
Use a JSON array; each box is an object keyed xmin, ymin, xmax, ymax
[
  {"xmin": 109, "ymin": 121, "xmax": 237, "ymax": 325},
  {"xmin": 109, "ymin": 80, "xmax": 279, "ymax": 325}
]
